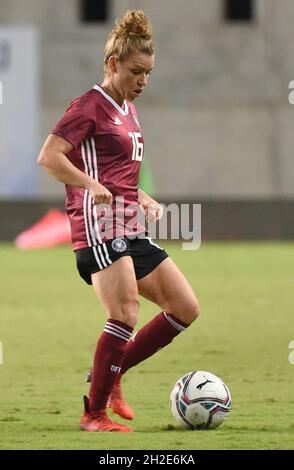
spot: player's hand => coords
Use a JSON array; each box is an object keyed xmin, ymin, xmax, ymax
[
  {"xmin": 88, "ymin": 181, "xmax": 113, "ymax": 206},
  {"xmin": 140, "ymin": 200, "xmax": 163, "ymax": 222}
]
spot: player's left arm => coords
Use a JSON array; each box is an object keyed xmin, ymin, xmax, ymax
[{"xmin": 138, "ymin": 188, "xmax": 163, "ymax": 222}]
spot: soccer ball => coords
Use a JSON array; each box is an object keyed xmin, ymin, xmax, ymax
[{"xmin": 170, "ymin": 370, "xmax": 232, "ymax": 430}]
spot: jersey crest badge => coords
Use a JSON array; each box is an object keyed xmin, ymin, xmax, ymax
[{"xmin": 111, "ymin": 238, "xmax": 127, "ymax": 252}]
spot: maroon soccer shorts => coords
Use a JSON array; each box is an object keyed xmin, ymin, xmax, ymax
[{"xmin": 75, "ymin": 236, "xmax": 168, "ymax": 284}]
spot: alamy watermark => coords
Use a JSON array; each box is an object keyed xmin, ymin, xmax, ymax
[{"xmin": 88, "ymin": 197, "xmax": 201, "ymax": 250}]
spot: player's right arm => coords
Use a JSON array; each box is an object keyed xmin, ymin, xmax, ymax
[{"xmin": 37, "ymin": 134, "xmax": 112, "ymax": 206}]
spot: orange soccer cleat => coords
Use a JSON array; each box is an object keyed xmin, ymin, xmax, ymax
[
  {"xmin": 107, "ymin": 378, "xmax": 134, "ymax": 421},
  {"xmin": 80, "ymin": 396, "xmax": 132, "ymax": 432},
  {"xmin": 15, "ymin": 208, "xmax": 71, "ymax": 249}
]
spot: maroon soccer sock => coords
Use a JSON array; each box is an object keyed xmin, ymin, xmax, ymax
[
  {"xmin": 89, "ymin": 319, "xmax": 133, "ymax": 412},
  {"xmin": 120, "ymin": 312, "xmax": 188, "ymax": 375}
]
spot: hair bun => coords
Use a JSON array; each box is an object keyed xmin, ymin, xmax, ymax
[
  {"xmin": 115, "ymin": 10, "xmax": 152, "ymax": 41},
  {"xmin": 104, "ymin": 9, "xmax": 154, "ymax": 72}
]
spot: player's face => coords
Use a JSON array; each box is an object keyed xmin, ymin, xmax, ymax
[{"xmin": 115, "ymin": 52, "xmax": 154, "ymax": 101}]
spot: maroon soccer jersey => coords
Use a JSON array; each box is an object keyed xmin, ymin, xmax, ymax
[{"xmin": 51, "ymin": 84, "xmax": 146, "ymax": 250}]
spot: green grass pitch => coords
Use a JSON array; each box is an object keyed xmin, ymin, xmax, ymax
[{"xmin": 0, "ymin": 241, "xmax": 294, "ymax": 450}]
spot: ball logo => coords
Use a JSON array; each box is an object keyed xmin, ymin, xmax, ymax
[
  {"xmin": 170, "ymin": 370, "xmax": 232, "ymax": 429},
  {"xmin": 111, "ymin": 238, "xmax": 127, "ymax": 253}
]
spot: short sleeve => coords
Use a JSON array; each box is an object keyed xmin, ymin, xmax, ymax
[{"xmin": 51, "ymin": 95, "xmax": 96, "ymax": 149}]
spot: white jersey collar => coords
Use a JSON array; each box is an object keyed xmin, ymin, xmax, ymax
[{"xmin": 93, "ymin": 84, "xmax": 129, "ymax": 117}]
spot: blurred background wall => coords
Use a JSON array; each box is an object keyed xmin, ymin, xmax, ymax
[{"xmin": 0, "ymin": 0, "xmax": 293, "ymax": 238}]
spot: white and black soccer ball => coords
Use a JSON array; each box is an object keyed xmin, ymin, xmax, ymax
[{"xmin": 170, "ymin": 370, "xmax": 232, "ymax": 430}]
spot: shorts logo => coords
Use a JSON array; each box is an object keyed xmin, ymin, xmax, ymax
[{"xmin": 111, "ymin": 238, "xmax": 127, "ymax": 253}]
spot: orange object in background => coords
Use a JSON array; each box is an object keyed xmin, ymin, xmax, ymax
[{"xmin": 15, "ymin": 209, "xmax": 71, "ymax": 249}]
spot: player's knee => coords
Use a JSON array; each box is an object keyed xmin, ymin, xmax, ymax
[
  {"xmin": 120, "ymin": 297, "xmax": 140, "ymax": 329},
  {"xmin": 188, "ymin": 297, "xmax": 200, "ymax": 323},
  {"xmin": 172, "ymin": 297, "xmax": 200, "ymax": 325}
]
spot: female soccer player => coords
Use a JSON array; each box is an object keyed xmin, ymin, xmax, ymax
[{"xmin": 38, "ymin": 10, "xmax": 200, "ymax": 432}]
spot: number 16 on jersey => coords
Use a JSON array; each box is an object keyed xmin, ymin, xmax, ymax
[{"xmin": 128, "ymin": 132, "xmax": 143, "ymax": 161}]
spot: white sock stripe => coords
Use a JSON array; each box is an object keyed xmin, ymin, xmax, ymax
[
  {"xmin": 106, "ymin": 321, "xmax": 132, "ymax": 336},
  {"xmin": 164, "ymin": 312, "xmax": 186, "ymax": 332},
  {"xmin": 105, "ymin": 322, "xmax": 132, "ymax": 338},
  {"xmin": 105, "ymin": 324, "xmax": 132, "ymax": 340},
  {"xmin": 104, "ymin": 327, "xmax": 130, "ymax": 342},
  {"xmin": 105, "ymin": 323, "xmax": 131, "ymax": 337},
  {"xmin": 165, "ymin": 314, "xmax": 185, "ymax": 332}
]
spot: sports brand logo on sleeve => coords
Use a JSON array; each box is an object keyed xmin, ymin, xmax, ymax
[{"xmin": 114, "ymin": 116, "xmax": 122, "ymax": 125}]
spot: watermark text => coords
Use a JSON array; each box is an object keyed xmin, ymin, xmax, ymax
[{"xmin": 90, "ymin": 198, "xmax": 201, "ymax": 250}]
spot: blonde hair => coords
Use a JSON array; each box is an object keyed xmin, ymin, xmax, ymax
[{"xmin": 104, "ymin": 10, "xmax": 154, "ymax": 74}]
